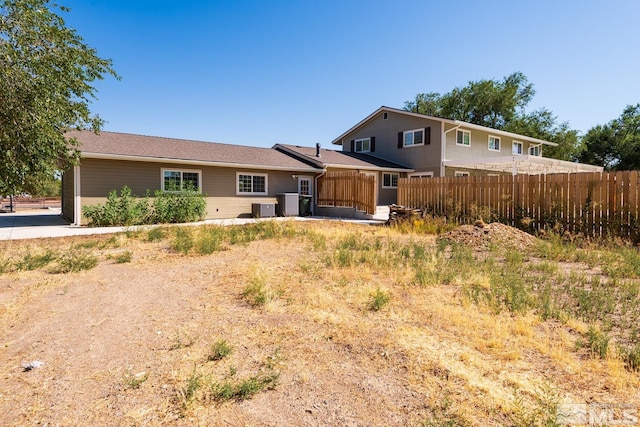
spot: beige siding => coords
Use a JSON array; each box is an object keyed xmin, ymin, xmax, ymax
[
  {"xmin": 445, "ymin": 127, "xmax": 539, "ymax": 161},
  {"xmin": 339, "ymin": 110, "xmax": 443, "ymax": 171},
  {"xmin": 444, "ymin": 167, "xmax": 510, "ymax": 177},
  {"xmin": 78, "ymin": 159, "xmax": 308, "ymax": 224},
  {"xmin": 61, "ymin": 167, "xmax": 74, "ymax": 221}
]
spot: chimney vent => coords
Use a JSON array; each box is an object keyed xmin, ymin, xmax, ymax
[{"xmin": 315, "ymin": 143, "xmax": 321, "ymax": 158}]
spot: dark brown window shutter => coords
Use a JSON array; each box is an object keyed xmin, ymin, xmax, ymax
[
  {"xmin": 350, "ymin": 140, "xmax": 355, "ymax": 152},
  {"xmin": 370, "ymin": 137, "xmax": 375, "ymax": 152},
  {"xmin": 398, "ymin": 132, "xmax": 403, "ymax": 148},
  {"xmin": 424, "ymin": 127, "xmax": 431, "ymax": 145}
]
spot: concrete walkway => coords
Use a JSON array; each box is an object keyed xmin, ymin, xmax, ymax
[{"xmin": 0, "ymin": 209, "xmax": 384, "ymax": 241}]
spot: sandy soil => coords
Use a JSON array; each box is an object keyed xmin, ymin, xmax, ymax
[{"xmin": 0, "ymin": 222, "xmax": 638, "ymax": 426}]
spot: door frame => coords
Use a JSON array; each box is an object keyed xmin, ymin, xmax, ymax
[{"xmin": 297, "ymin": 175, "xmax": 313, "ymax": 215}]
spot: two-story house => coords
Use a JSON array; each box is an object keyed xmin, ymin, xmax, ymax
[{"xmin": 323, "ymin": 106, "xmax": 602, "ymax": 206}]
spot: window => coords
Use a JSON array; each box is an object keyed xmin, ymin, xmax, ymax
[
  {"xmin": 529, "ymin": 145, "xmax": 542, "ymax": 156},
  {"xmin": 382, "ymin": 173, "xmax": 399, "ymax": 188},
  {"xmin": 512, "ymin": 141, "xmax": 523, "ymax": 155},
  {"xmin": 456, "ymin": 130, "xmax": 471, "ymax": 146},
  {"xmin": 488, "ymin": 136, "xmax": 501, "ymax": 151},
  {"xmin": 409, "ymin": 172, "xmax": 434, "ymax": 179},
  {"xmin": 403, "ymin": 129, "xmax": 424, "ymax": 147},
  {"xmin": 237, "ymin": 172, "xmax": 267, "ymax": 195},
  {"xmin": 354, "ymin": 137, "xmax": 371, "ymax": 153},
  {"xmin": 454, "ymin": 171, "xmax": 470, "ymax": 177},
  {"xmin": 383, "ymin": 112, "xmax": 388, "ymax": 120},
  {"xmin": 162, "ymin": 169, "xmax": 201, "ymax": 192}
]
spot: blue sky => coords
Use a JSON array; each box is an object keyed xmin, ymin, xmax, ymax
[{"xmin": 63, "ymin": 0, "xmax": 640, "ymax": 148}]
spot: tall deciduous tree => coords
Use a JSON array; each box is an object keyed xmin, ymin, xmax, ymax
[
  {"xmin": 0, "ymin": 0, "xmax": 118, "ymax": 197},
  {"xmin": 404, "ymin": 72, "xmax": 583, "ymax": 161},
  {"xmin": 404, "ymin": 72, "xmax": 535, "ymax": 129},
  {"xmin": 579, "ymin": 104, "xmax": 640, "ymax": 170}
]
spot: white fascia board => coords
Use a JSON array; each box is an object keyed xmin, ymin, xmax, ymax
[
  {"xmin": 330, "ymin": 106, "xmax": 452, "ymax": 146},
  {"xmin": 82, "ymin": 152, "xmax": 323, "ymax": 173}
]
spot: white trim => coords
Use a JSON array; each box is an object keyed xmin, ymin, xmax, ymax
[
  {"xmin": 73, "ymin": 165, "xmax": 81, "ymax": 226},
  {"xmin": 529, "ymin": 144, "xmax": 542, "ymax": 157},
  {"xmin": 298, "ymin": 175, "xmax": 314, "ymax": 215},
  {"xmin": 409, "ymin": 171, "xmax": 434, "ymax": 178},
  {"xmin": 456, "ymin": 129, "xmax": 471, "ymax": 147},
  {"xmin": 488, "ymin": 135, "xmax": 501, "ymax": 152},
  {"xmin": 161, "ymin": 168, "xmax": 202, "ymax": 192},
  {"xmin": 354, "ymin": 137, "xmax": 371, "ymax": 153},
  {"xmin": 512, "ymin": 141, "xmax": 523, "ymax": 155},
  {"xmin": 236, "ymin": 172, "xmax": 268, "ymax": 195},
  {"xmin": 382, "ymin": 172, "xmax": 399, "ymax": 189},
  {"xmin": 82, "ymin": 152, "xmax": 321, "ymax": 173},
  {"xmin": 330, "ymin": 106, "xmax": 558, "ymax": 147},
  {"xmin": 403, "ymin": 128, "xmax": 425, "ymax": 147}
]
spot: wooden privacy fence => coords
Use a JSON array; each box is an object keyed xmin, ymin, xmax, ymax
[
  {"xmin": 317, "ymin": 170, "xmax": 376, "ymax": 215},
  {"xmin": 397, "ymin": 171, "xmax": 640, "ymax": 239}
]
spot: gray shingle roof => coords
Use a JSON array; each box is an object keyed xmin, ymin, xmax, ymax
[
  {"xmin": 275, "ymin": 144, "xmax": 413, "ymax": 171},
  {"xmin": 69, "ymin": 131, "xmax": 321, "ymax": 171}
]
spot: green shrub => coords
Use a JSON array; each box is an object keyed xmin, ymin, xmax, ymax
[
  {"xmin": 83, "ymin": 186, "xmax": 206, "ymax": 227},
  {"xmin": 152, "ymin": 188, "xmax": 206, "ymax": 224},
  {"xmin": 83, "ymin": 186, "xmax": 151, "ymax": 227}
]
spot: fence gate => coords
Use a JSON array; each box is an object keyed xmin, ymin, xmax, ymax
[{"xmin": 316, "ymin": 170, "xmax": 376, "ymax": 215}]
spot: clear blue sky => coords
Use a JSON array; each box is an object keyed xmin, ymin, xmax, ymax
[{"xmin": 63, "ymin": 0, "xmax": 640, "ymax": 148}]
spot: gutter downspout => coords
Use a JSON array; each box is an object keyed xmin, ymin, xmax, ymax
[{"xmin": 443, "ymin": 123, "xmax": 462, "ymax": 177}]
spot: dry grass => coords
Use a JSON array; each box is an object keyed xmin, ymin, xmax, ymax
[{"xmin": 0, "ymin": 220, "xmax": 638, "ymax": 426}]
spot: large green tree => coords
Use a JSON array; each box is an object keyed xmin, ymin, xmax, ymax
[
  {"xmin": 404, "ymin": 72, "xmax": 535, "ymax": 129},
  {"xmin": 0, "ymin": 0, "xmax": 118, "ymax": 197},
  {"xmin": 404, "ymin": 72, "xmax": 580, "ymax": 161},
  {"xmin": 579, "ymin": 104, "xmax": 640, "ymax": 170}
]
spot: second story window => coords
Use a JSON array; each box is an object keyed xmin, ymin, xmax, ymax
[
  {"xmin": 488, "ymin": 136, "xmax": 501, "ymax": 152},
  {"xmin": 456, "ymin": 130, "xmax": 470, "ymax": 146},
  {"xmin": 403, "ymin": 129, "xmax": 424, "ymax": 147},
  {"xmin": 529, "ymin": 145, "xmax": 542, "ymax": 156},
  {"xmin": 513, "ymin": 141, "xmax": 523, "ymax": 155},
  {"xmin": 355, "ymin": 137, "xmax": 371, "ymax": 153}
]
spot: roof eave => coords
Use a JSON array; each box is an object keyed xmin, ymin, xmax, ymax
[{"xmin": 81, "ymin": 152, "xmax": 323, "ymax": 173}]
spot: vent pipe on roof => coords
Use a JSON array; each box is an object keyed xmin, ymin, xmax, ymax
[{"xmin": 315, "ymin": 143, "xmax": 321, "ymax": 158}]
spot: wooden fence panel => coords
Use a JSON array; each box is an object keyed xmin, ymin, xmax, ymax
[
  {"xmin": 397, "ymin": 171, "xmax": 640, "ymax": 240},
  {"xmin": 317, "ymin": 171, "xmax": 375, "ymax": 215}
]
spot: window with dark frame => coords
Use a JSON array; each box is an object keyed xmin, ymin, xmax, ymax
[{"xmin": 383, "ymin": 173, "xmax": 399, "ymax": 188}]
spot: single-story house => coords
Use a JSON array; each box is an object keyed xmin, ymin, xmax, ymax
[{"xmin": 62, "ymin": 131, "xmax": 400, "ymax": 224}]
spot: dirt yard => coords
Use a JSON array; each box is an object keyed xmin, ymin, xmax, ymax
[{"xmin": 0, "ymin": 221, "xmax": 638, "ymax": 426}]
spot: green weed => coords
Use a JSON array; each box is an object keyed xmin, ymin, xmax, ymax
[
  {"xmin": 207, "ymin": 339, "xmax": 233, "ymax": 362},
  {"xmin": 54, "ymin": 250, "xmax": 98, "ymax": 273},
  {"xmin": 367, "ymin": 287, "xmax": 391, "ymax": 311}
]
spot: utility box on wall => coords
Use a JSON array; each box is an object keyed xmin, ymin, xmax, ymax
[
  {"xmin": 251, "ymin": 203, "xmax": 275, "ymax": 218},
  {"xmin": 276, "ymin": 193, "xmax": 299, "ymax": 216}
]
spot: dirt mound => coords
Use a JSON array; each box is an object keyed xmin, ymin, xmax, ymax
[{"xmin": 440, "ymin": 221, "xmax": 537, "ymax": 251}]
